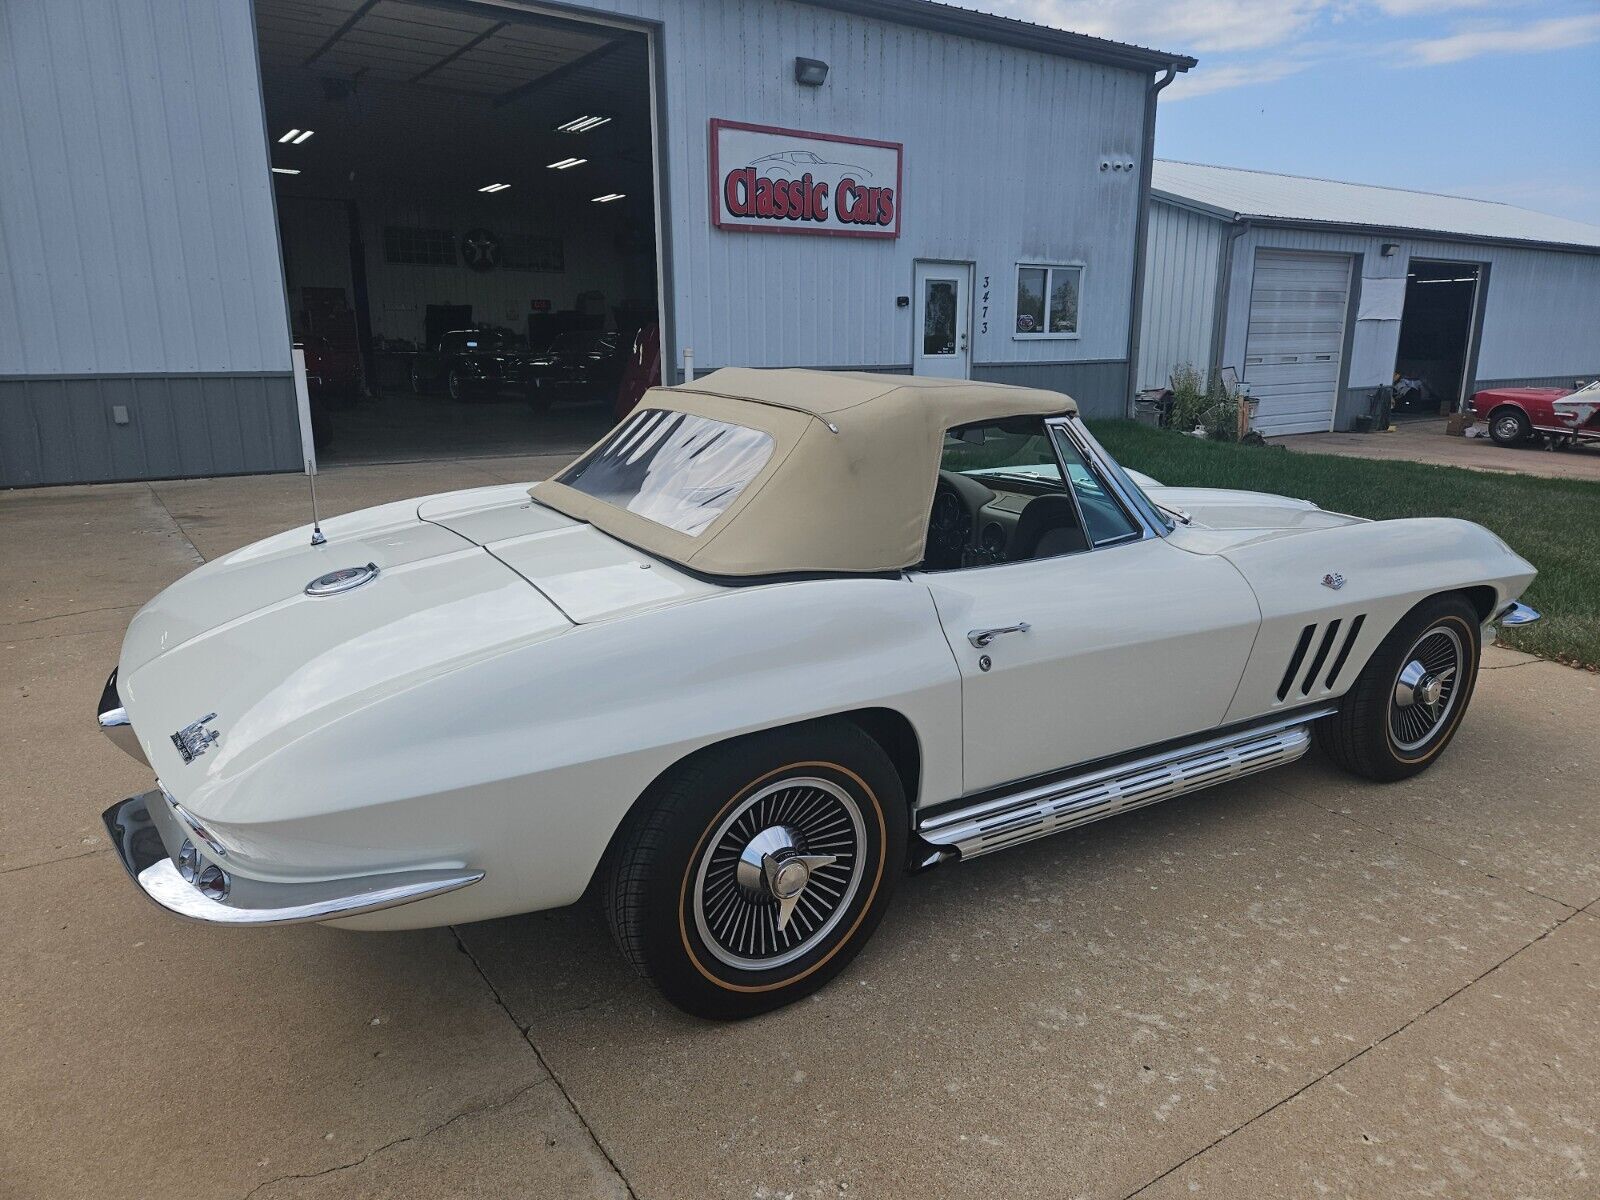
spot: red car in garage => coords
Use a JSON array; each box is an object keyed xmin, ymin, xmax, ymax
[{"xmin": 1471, "ymin": 379, "xmax": 1600, "ymax": 447}]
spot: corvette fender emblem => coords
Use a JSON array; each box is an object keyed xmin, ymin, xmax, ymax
[
  {"xmin": 170, "ymin": 714, "xmax": 220, "ymax": 764},
  {"xmin": 1321, "ymin": 573, "xmax": 1346, "ymax": 591}
]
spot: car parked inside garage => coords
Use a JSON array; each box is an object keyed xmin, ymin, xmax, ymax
[{"xmin": 409, "ymin": 328, "xmax": 528, "ymax": 401}]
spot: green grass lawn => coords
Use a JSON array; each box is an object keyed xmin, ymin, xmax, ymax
[{"xmin": 1090, "ymin": 421, "xmax": 1600, "ymax": 670}]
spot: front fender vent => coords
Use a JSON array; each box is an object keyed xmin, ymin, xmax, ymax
[
  {"xmin": 1277, "ymin": 624, "xmax": 1316, "ymax": 701},
  {"xmin": 1278, "ymin": 615, "xmax": 1370, "ymax": 702}
]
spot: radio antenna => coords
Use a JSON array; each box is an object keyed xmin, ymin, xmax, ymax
[{"xmin": 306, "ymin": 458, "xmax": 326, "ymax": 546}]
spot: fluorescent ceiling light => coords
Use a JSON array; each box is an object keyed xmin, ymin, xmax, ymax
[
  {"xmin": 477, "ymin": 183, "xmax": 510, "ymax": 193},
  {"xmin": 277, "ymin": 129, "xmax": 301, "ymax": 144},
  {"xmin": 546, "ymin": 157, "xmax": 587, "ymax": 170},
  {"xmin": 557, "ymin": 115, "xmax": 611, "ymax": 133},
  {"xmin": 271, "ymin": 167, "xmax": 301, "ymax": 175},
  {"xmin": 292, "ymin": 129, "xmax": 314, "ymax": 144},
  {"xmin": 591, "ymin": 193, "xmax": 625, "ymax": 203}
]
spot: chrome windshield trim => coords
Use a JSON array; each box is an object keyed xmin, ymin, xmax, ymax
[
  {"xmin": 97, "ymin": 669, "xmax": 149, "ymax": 766},
  {"xmin": 1045, "ymin": 415, "xmax": 1167, "ymax": 541},
  {"xmin": 102, "ymin": 791, "xmax": 483, "ymax": 926}
]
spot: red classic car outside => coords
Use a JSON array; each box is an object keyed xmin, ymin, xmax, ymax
[{"xmin": 1470, "ymin": 380, "xmax": 1600, "ymax": 447}]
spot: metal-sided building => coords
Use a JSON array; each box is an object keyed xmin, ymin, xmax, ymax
[
  {"xmin": 0, "ymin": 0, "xmax": 1194, "ymax": 487},
  {"xmin": 1138, "ymin": 160, "xmax": 1600, "ymax": 436}
]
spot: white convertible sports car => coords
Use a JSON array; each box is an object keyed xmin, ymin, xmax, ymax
[{"xmin": 100, "ymin": 369, "xmax": 1540, "ymax": 1018}]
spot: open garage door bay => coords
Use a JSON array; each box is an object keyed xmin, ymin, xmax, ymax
[{"xmin": 1243, "ymin": 250, "xmax": 1352, "ymax": 436}]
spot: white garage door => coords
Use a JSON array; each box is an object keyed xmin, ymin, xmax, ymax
[{"xmin": 1243, "ymin": 250, "xmax": 1352, "ymax": 435}]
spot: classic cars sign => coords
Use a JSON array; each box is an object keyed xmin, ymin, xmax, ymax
[{"xmin": 710, "ymin": 119, "xmax": 902, "ymax": 239}]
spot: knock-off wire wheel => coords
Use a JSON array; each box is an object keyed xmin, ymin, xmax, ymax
[
  {"xmin": 1389, "ymin": 625, "xmax": 1464, "ymax": 750},
  {"xmin": 605, "ymin": 720, "xmax": 906, "ymax": 1018},
  {"xmin": 692, "ymin": 777, "xmax": 865, "ymax": 971}
]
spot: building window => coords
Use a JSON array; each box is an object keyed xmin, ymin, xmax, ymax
[
  {"xmin": 500, "ymin": 233, "xmax": 565, "ymax": 273},
  {"xmin": 383, "ymin": 226, "xmax": 456, "ymax": 265},
  {"xmin": 1014, "ymin": 264, "xmax": 1082, "ymax": 338}
]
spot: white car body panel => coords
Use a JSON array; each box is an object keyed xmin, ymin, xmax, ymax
[
  {"xmin": 918, "ymin": 537, "xmax": 1260, "ymax": 791},
  {"xmin": 104, "ymin": 463, "xmax": 1536, "ymax": 933}
]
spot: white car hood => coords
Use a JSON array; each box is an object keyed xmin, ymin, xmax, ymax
[{"xmin": 1147, "ymin": 486, "xmax": 1365, "ymax": 554}]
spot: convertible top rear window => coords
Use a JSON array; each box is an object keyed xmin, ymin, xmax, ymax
[{"xmin": 558, "ymin": 409, "xmax": 775, "ymax": 537}]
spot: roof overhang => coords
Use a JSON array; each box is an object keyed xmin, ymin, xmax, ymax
[
  {"xmin": 807, "ymin": 0, "xmax": 1196, "ymax": 74},
  {"xmin": 1150, "ymin": 192, "xmax": 1600, "ymax": 257}
]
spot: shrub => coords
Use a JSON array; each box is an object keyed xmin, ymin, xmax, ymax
[{"xmin": 1167, "ymin": 363, "xmax": 1239, "ymax": 441}]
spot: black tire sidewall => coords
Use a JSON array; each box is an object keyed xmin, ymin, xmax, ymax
[
  {"xmin": 1338, "ymin": 597, "xmax": 1480, "ymax": 778},
  {"xmin": 625, "ymin": 725, "xmax": 905, "ymax": 1018},
  {"xmin": 1490, "ymin": 409, "xmax": 1529, "ymax": 446}
]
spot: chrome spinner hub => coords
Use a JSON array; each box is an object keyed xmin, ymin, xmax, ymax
[{"xmin": 734, "ymin": 824, "xmax": 838, "ymax": 933}]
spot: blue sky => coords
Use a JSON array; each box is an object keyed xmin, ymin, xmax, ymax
[{"xmin": 979, "ymin": 1, "xmax": 1600, "ymax": 225}]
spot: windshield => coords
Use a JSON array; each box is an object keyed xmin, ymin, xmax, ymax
[
  {"xmin": 1056, "ymin": 419, "xmax": 1172, "ymax": 533},
  {"xmin": 557, "ymin": 409, "xmax": 775, "ymax": 536}
]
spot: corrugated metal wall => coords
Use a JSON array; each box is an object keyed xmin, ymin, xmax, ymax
[
  {"xmin": 585, "ymin": 0, "xmax": 1150, "ymax": 405},
  {"xmin": 0, "ymin": 0, "xmax": 299, "ymax": 485},
  {"xmin": 1140, "ymin": 196, "xmax": 1600, "ymax": 431},
  {"xmin": 2, "ymin": 0, "xmax": 1153, "ymax": 484},
  {"xmin": 0, "ymin": 0, "xmax": 290, "ymax": 374},
  {"xmin": 1215, "ymin": 227, "xmax": 1600, "ymax": 428},
  {"xmin": 1136, "ymin": 200, "xmax": 1224, "ymax": 389}
]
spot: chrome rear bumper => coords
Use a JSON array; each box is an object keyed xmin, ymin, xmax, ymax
[
  {"xmin": 102, "ymin": 790, "xmax": 483, "ymax": 926},
  {"xmin": 97, "ymin": 669, "xmax": 148, "ymax": 766},
  {"xmin": 1495, "ymin": 601, "xmax": 1541, "ymax": 628}
]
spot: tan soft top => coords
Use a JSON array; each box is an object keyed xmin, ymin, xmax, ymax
[{"xmin": 532, "ymin": 367, "xmax": 1077, "ymax": 577}]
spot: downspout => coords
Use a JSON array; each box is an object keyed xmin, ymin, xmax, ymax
[
  {"xmin": 1208, "ymin": 218, "xmax": 1250, "ymax": 382},
  {"xmin": 1124, "ymin": 65, "xmax": 1178, "ymax": 414}
]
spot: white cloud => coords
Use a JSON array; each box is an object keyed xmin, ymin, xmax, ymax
[
  {"xmin": 1163, "ymin": 59, "xmax": 1313, "ymax": 100},
  {"xmin": 983, "ymin": 1, "xmax": 1327, "ymax": 53},
  {"xmin": 1406, "ymin": 13, "xmax": 1600, "ymax": 64},
  {"xmin": 970, "ymin": 2, "xmax": 1599, "ymax": 100}
]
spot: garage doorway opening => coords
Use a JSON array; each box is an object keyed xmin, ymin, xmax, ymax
[
  {"xmin": 1391, "ymin": 260, "xmax": 1481, "ymax": 418},
  {"xmin": 254, "ymin": 0, "xmax": 661, "ymax": 465}
]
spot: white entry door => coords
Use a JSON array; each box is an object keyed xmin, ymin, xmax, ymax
[
  {"xmin": 1242, "ymin": 250, "xmax": 1353, "ymax": 435},
  {"xmin": 913, "ymin": 260, "xmax": 972, "ymax": 378}
]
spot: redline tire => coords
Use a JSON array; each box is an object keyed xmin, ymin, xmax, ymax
[
  {"xmin": 604, "ymin": 720, "xmax": 906, "ymax": 1019},
  {"xmin": 1317, "ymin": 595, "xmax": 1480, "ymax": 782}
]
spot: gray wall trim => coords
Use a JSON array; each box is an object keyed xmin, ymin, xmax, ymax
[
  {"xmin": 1330, "ymin": 253, "xmax": 1365, "ymax": 430},
  {"xmin": 1472, "ymin": 372, "xmax": 1599, "ymax": 391},
  {"xmin": 970, "ymin": 359, "xmax": 1130, "ymax": 419},
  {"xmin": 2, "ymin": 373, "xmax": 301, "ymax": 488},
  {"xmin": 1124, "ymin": 68, "xmax": 1175, "ymax": 417}
]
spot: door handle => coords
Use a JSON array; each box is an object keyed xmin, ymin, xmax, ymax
[{"xmin": 967, "ymin": 622, "xmax": 1031, "ymax": 648}]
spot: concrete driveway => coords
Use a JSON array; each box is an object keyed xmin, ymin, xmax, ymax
[
  {"xmin": 1271, "ymin": 418, "xmax": 1600, "ymax": 482},
  {"xmin": 4, "ymin": 460, "xmax": 1597, "ymax": 1199}
]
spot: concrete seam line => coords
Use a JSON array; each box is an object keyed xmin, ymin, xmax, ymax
[
  {"xmin": 450, "ymin": 926, "xmax": 641, "ymax": 1200},
  {"xmin": 0, "ymin": 847, "xmax": 109, "ymax": 876},
  {"xmin": 239, "ymin": 1077, "xmax": 553, "ymax": 1199},
  {"xmin": 1, "ymin": 602, "xmax": 143, "ymax": 628},
  {"xmin": 144, "ymin": 483, "xmax": 208, "ymax": 566},
  {"xmin": 1119, "ymin": 906, "xmax": 1586, "ymax": 1199}
]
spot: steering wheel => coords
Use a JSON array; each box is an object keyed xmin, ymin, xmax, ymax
[{"xmin": 924, "ymin": 480, "xmax": 973, "ymax": 568}]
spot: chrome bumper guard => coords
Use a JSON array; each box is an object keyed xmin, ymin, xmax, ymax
[
  {"xmin": 102, "ymin": 789, "xmax": 484, "ymax": 926},
  {"xmin": 97, "ymin": 669, "xmax": 148, "ymax": 766},
  {"xmin": 1495, "ymin": 601, "xmax": 1541, "ymax": 628}
]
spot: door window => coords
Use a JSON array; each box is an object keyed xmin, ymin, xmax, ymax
[{"xmin": 922, "ymin": 280, "xmax": 957, "ymax": 356}]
